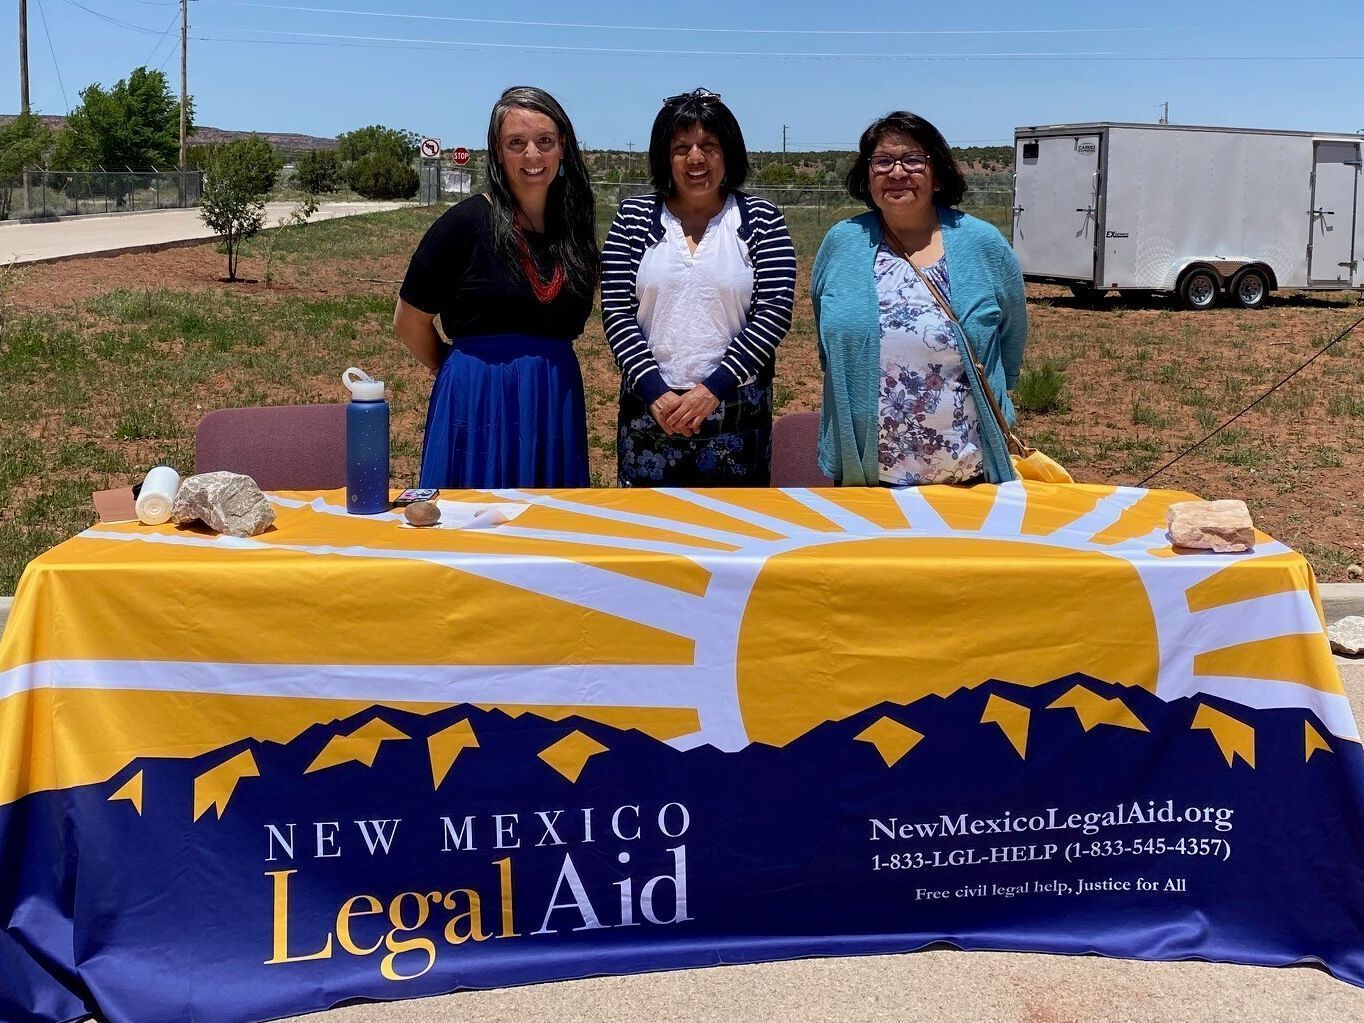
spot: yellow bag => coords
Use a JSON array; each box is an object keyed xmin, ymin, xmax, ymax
[{"xmin": 1010, "ymin": 444, "xmax": 1075, "ymax": 484}]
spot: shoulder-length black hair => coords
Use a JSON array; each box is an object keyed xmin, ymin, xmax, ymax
[
  {"xmin": 845, "ymin": 111, "xmax": 967, "ymax": 210},
  {"xmin": 485, "ymin": 86, "xmax": 598, "ymax": 296},
  {"xmin": 648, "ymin": 91, "xmax": 749, "ymax": 196}
]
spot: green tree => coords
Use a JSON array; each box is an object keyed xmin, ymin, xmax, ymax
[
  {"xmin": 199, "ymin": 138, "xmax": 272, "ymax": 282},
  {"xmin": 53, "ymin": 67, "xmax": 190, "ymax": 171},
  {"xmin": 0, "ymin": 113, "xmax": 54, "ymax": 175},
  {"xmin": 0, "ymin": 113, "xmax": 54, "ymax": 220},
  {"xmin": 222, "ymin": 135, "xmax": 279, "ymax": 194},
  {"xmin": 335, "ymin": 125, "xmax": 420, "ymax": 165},
  {"xmin": 294, "ymin": 149, "xmax": 341, "ymax": 193},
  {"xmin": 758, "ymin": 162, "xmax": 795, "ymax": 188}
]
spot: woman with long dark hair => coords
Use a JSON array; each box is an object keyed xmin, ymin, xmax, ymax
[
  {"xmin": 394, "ymin": 86, "xmax": 598, "ymax": 488},
  {"xmin": 601, "ymin": 88, "xmax": 796, "ymax": 486}
]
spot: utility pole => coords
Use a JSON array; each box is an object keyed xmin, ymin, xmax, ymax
[
  {"xmin": 180, "ymin": 0, "xmax": 189, "ymax": 169},
  {"xmin": 19, "ymin": 0, "xmax": 30, "ymax": 114},
  {"xmin": 20, "ymin": 0, "xmax": 31, "ymax": 216},
  {"xmin": 179, "ymin": 0, "xmax": 189, "ymax": 203},
  {"xmin": 626, "ymin": 141, "xmax": 633, "ymax": 181},
  {"xmin": 782, "ymin": 125, "xmax": 789, "ymax": 162},
  {"xmin": 1160, "ymin": 102, "xmax": 1169, "ymax": 125}
]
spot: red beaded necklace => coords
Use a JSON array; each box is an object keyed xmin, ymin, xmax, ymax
[{"xmin": 515, "ymin": 228, "xmax": 565, "ymax": 304}]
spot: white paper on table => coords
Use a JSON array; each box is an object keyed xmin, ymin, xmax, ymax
[{"xmin": 399, "ymin": 501, "xmax": 530, "ymax": 530}]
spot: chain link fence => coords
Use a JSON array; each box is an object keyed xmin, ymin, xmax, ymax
[
  {"xmin": 0, "ymin": 171, "xmax": 204, "ymax": 221},
  {"xmin": 590, "ymin": 180, "xmax": 1016, "ymax": 252}
]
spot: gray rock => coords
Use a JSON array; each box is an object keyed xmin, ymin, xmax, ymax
[
  {"xmin": 1167, "ymin": 499, "xmax": 1255, "ymax": 553},
  {"xmin": 171, "ymin": 471, "xmax": 275, "ymax": 538},
  {"xmin": 1328, "ymin": 616, "xmax": 1364, "ymax": 657}
]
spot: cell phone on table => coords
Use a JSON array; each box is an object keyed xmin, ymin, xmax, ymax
[{"xmin": 394, "ymin": 488, "xmax": 440, "ymax": 506}]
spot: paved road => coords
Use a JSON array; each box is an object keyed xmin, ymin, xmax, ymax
[
  {"xmin": 3, "ymin": 589, "xmax": 1360, "ymax": 1023},
  {"xmin": 0, "ymin": 202, "xmax": 405, "ymax": 265}
]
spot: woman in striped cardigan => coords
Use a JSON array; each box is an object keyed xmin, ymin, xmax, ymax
[{"xmin": 601, "ymin": 89, "xmax": 796, "ymax": 486}]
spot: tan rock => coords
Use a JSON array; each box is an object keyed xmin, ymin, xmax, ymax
[
  {"xmin": 171, "ymin": 471, "xmax": 275, "ymax": 538},
  {"xmin": 1166, "ymin": 499, "xmax": 1255, "ymax": 553},
  {"xmin": 404, "ymin": 501, "xmax": 441, "ymax": 527}
]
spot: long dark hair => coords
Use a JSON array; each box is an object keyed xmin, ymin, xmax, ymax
[
  {"xmin": 845, "ymin": 111, "xmax": 967, "ymax": 209},
  {"xmin": 647, "ymin": 90, "xmax": 750, "ymax": 196},
  {"xmin": 485, "ymin": 86, "xmax": 598, "ymax": 296}
]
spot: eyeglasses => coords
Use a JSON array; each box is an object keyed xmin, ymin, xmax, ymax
[
  {"xmin": 663, "ymin": 88, "xmax": 722, "ymax": 107},
  {"xmin": 870, "ymin": 153, "xmax": 930, "ymax": 175},
  {"xmin": 501, "ymin": 135, "xmax": 560, "ymax": 155}
]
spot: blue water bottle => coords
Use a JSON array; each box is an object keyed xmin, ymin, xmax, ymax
[{"xmin": 342, "ymin": 367, "xmax": 390, "ymax": 514}]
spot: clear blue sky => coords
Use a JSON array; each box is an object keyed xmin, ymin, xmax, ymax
[{"xmin": 10, "ymin": 0, "xmax": 1364, "ymax": 152}]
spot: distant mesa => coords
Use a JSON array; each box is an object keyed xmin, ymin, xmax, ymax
[{"xmin": 0, "ymin": 114, "xmax": 337, "ymax": 156}]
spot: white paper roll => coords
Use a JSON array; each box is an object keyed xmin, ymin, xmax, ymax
[{"xmin": 136, "ymin": 466, "xmax": 181, "ymax": 526}]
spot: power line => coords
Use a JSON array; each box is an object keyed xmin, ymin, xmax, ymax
[
  {"xmin": 58, "ymin": 0, "xmax": 166, "ymax": 34},
  {"xmin": 201, "ymin": 0, "xmax": 1174, "ymax": 37},
  {"xmin": 144, "ymin": 10, "xmax": 183, "ymax": 67},
  {"xmin": 34, "ymin": 0, "xmax": 70, "ymax": 112},
  {"xmin": 191, "ymin": 27, "xmax": 1364, "ymax": 61}
]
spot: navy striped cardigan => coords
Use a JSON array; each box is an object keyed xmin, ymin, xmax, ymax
[{"xmin": 600, "ymin": 191, "xmax": 797, "ymax": 404}]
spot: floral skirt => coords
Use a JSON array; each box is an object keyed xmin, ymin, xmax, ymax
[{"xmin": 617, "ymin": 381, "xmax": 773, "ymax": 487}]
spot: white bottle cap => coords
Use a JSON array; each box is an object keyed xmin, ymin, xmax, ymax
[{"xmin": 342, "ymin": 367, "xmax": 385, "ymax": 401}]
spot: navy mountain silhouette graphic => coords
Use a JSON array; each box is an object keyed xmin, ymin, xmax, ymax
[{"xmin": 5, "ymin": 675, "xmax": 1364, "ymax": 1023}]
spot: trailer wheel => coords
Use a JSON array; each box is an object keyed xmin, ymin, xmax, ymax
[
  {"xmin": 1177, "ymin": 269, "xmax": 1220, "ymax": 311},
  {"xmin": 1229, "ymin": 267, "xmax": 1270, "ymax": 310},
  {"xmin": 1069, "ymin": 283, "xmax": 1106, "ymax": 307}
]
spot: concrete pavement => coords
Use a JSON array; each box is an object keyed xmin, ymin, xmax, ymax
[{"xmin": 0, "ymin": 202, "xmax": 406, "ymax": 265}]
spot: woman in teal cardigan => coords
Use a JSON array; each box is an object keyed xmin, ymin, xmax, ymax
[{"xmin": 812, "ymin": 111, "xmax": 1027, "ymax": 486}]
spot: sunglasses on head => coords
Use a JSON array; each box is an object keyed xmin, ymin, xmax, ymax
[{"xmin": 663, "ymin": 88, "xmax": 721, "ymax": 107}]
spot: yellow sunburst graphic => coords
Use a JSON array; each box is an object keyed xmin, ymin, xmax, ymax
[{"xmin": 0, "ymin": 482, "xmax": 1348, "ymax": 804}]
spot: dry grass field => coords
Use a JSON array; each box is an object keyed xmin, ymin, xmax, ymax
[{"xmin": 1, "ymin": 205, "xmax": 1361, "ymax": 593}]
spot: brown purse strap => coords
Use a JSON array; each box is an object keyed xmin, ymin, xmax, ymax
[{"xmin": 879, "ymin": 217, "xmax": 1027, "ymax": 458}]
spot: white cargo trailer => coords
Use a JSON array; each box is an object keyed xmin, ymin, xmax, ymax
[{"xmin": 1011, "ymin": 123, "xmax": 1364, "ymax": 309}]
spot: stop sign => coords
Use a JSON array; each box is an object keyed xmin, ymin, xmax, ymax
[{"xmin": 452, "ymin": 147, "xmax": 471, "ymax": 166}]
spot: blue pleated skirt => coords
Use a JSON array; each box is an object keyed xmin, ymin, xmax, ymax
[{"xmin": 419, "ymin": 333, "xmax": 590, "ymax": 489}]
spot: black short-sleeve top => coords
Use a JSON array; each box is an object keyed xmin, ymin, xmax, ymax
[{"xmin": 399, "ymin": 194, "xmax": 593, "ymax": 342}]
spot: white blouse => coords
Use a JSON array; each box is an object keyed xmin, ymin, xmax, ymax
[{"xmin": 635, "ymin": 194, "xmax": 755, "ymax": 389}]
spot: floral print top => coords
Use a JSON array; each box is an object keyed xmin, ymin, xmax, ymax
[{"xmin": 875, "ymin": 243, "xmax": 984, "ymax": 486}]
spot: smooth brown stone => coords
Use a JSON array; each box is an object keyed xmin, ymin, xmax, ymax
[{"xmin": 404, "ymin": 501, "xmax": 441, "ymax": 527}]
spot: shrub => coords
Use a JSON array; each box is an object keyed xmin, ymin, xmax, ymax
[
  {"xmin": 1013, "ymin": 362, "xmax": 1068, "ymax": 414},
  {"xmin": 295, "ymin": 149, "xmax": 341, "ymax": 193},
  {"xmin": 346, "ymin": 153, "xmax": 418, "ymax": 201},
  {"xmin": 336, "ymin": 125, "xmax": 421, "ymax": 165}
]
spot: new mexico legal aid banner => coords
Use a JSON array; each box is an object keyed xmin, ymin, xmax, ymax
[{"xmin": 3, "ymin": 483, "xmax": 1364, "ymax": 1023}]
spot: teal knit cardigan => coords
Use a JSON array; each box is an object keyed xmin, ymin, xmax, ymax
[{"xmin": 811, "ymin": 207, "xmax": 1028, "ymax": 486}]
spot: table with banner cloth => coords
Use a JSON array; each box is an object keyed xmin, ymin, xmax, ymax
[{"xmin": 4, "ymin": 481, "xmax": 1364, "ymax": 1023}]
